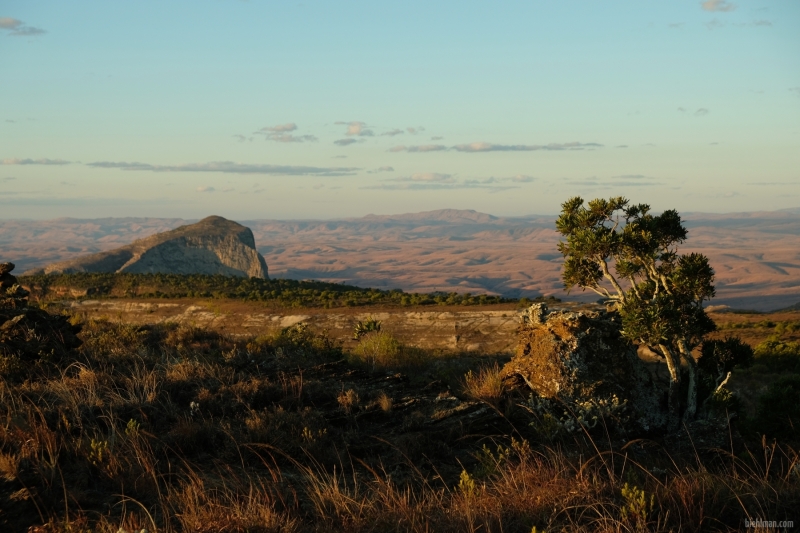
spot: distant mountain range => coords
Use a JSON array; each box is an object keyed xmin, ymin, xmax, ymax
[{"xmin": 2, "ymin": 208, "xmax": 799, "ymax": 311}]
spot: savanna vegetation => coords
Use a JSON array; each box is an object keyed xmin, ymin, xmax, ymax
[
  {"xmin": 19, "ymin": 273, "xmax": 543, "ymax": 309},
  {"xmin": 1, "ymin": 313, "xmax": 799, "ymax": 532},
  {"xmin": 2, "ymin": 192, "xmax": 799, "ymax": 532}
]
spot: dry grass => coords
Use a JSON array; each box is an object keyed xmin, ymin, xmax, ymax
[
  {"xmin": 462, "ymin": 363, "xmax": 506, "ymax": 404},
  {"xmin": 1, "ymin": 317, "xmax": 798, "ymax": 532}
]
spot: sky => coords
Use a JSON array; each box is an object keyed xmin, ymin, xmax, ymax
[{"xmin": 1, "ymin": 0, "xmax": 799, "ymax": 220}]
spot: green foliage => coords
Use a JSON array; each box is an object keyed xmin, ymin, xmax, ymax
[
  {"xmin": 753, "ymin": 338, "xmax": 800, "ymax": 372},
  {"xmin": 555, "ymin": 197, "xmax": 715, "ymax": 348},
  {"xmin": 699, "ymin": 336, "xmax": 754, "ymax": 375},
  {"xmin": 20, "ymin": 272, "xmax": 519, "ymax": 308},
  {"xmin": 353, "ymin": 317, "xmax": 382, "ymax": 339},
  {"xmin": 620, "ymin": 483, "xmax": 655, "ymax": 532},
  {"xmin": 697, "ymin": 336, "xmax": 754, "ymax": 405},
  {"xmin": 555, "ymin": 196, "xmax": 716, "ymax": 423}
]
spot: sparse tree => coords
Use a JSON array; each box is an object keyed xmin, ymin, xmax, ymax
[{"xmin": 555, "ymin": 197, "xmax": 716, "ymax": 428}]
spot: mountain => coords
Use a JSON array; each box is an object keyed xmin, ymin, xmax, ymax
[
  {"xmin": 25, "ymin": 216, "xmax": 268, "ymax": 278},
  {"xmin": 4, "ymin": 208, "xmax": 800, "ymax": 310}
]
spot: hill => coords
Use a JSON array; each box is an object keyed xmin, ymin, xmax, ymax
[
  {"xmin": 24, "ymin": 216, "xmax": 268, "ymax": 278},
  {"xmin": 3, "ymin": 208, "xmax": 799, "ymax": 310}
]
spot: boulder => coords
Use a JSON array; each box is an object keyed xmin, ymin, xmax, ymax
[{"xmin": 502, "ymin": 303, "xmax": 666, "ymax": 433}]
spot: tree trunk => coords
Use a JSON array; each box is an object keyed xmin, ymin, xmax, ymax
[
  {"xmin": 658, "ymin": 344, "xmax": 682, "ymax": 430},
  {"xmin": 678, "ymin": 340, "xmax": 698, "ymax": 422}
]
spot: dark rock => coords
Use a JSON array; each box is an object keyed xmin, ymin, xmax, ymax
[{"xmin": 1, "ymin": 263, "xmax": 82, "ymax": 377}]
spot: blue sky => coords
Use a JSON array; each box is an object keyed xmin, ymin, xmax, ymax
[{"xmin": 1, "ymin": 0, "xmax": 798, "ymax": 219}]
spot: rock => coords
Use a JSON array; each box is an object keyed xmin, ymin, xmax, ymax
[
  {"xmin": 1, "ymin": 263, "xmax": 82, "ymax": 377},
  {"xmin": 502, "ymin": 303, "xmax": 666, "ymax": 434},
  {"xmin": 26, "ymin": 216, "xmax": 268, "ymax": 278}
]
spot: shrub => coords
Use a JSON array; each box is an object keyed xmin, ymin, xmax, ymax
[
  {"xmin": 753, "ymin": 339, "xmax": 800, "ymax": 373},
  {"xmin": 349, "ymin": 331, "xmax": 421, "ymax": 369},
  {"xmin": 752, "ymin": 375, "xmax": 800, "ymax": 441}
]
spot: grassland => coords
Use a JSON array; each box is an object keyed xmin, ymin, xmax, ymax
[{"xmin": 1, "ymin": 308, "xmax": 799, "ymax": 532}]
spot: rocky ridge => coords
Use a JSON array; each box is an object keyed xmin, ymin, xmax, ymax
[{"xmin": 25, "ymin": 216, "xmax": 268, "ymax": 278}]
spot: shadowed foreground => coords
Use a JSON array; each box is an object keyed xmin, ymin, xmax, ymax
[{"xmin": 1, "ymin": 315, "xmax": 799, "ymax": 532}]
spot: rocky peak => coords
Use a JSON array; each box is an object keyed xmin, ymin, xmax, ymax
[{"xmin": 26, "ymin": 216, "xmax": 269, "ymax": 278}]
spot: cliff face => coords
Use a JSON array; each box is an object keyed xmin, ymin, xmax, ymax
[{"xmin": 29, "ymin": 216, "xmax": 269, "ymax": 279}]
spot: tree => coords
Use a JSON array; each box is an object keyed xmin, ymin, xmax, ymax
[{"xmin": 555, "ymin": 197, "xmax": 716, "ymax": 428}]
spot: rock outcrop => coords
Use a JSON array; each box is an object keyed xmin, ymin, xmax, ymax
[
  {"xmin": 26, "ymin": 216, "xmax": 269, "ymax": 278},
  {"xmin": 502, "ymin": 303, "xmax": 666, "ymax": 433},
  {"xmin": 1, "ymin": 263, "xmax": 82, "ymax": 377}
]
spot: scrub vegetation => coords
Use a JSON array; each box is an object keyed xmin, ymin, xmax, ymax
[
  {"xmin": 19, "ymin": 273, "xmax": 543, "ymax": 309},
  {"xmin": 0, "ymin": 310, "xmax": 798, "ymax": 532}
]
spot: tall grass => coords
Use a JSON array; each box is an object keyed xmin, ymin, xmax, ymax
[{"xmin": 1, "ymin": 318, "xmax": 798, "ymax": 532}]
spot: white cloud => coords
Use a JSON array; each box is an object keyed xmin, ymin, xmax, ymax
[
  {"xmin": 253, "ymin": 123, "xmax": 317, "ymax": 143},
  {"xmin": 701, "ymin": 0, "xmax": 736, "ymax": 12},
  {"xmin": 381, "ymin": 129, "xmax": 405, "ymax": 137},
  {"xmin": 335, "ymin": 121, "xmax": 374, "ymax": 137},
  {"xmin": 87, "ymin": 160, "xmax": 359, "ymax": 176}
]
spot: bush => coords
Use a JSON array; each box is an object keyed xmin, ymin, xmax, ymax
[
  {"xmin": 753, "ymin": 339, "xmax": 800, "ymax": 373},
  {"xmin": 349, "ymin": 331, "xmax": 422, "ymax": 369},
  {"xmin": 752, "ymin": 375, "xmax": 800, "ymax": 441}
]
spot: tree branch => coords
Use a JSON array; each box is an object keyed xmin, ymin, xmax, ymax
[{"xmin": 599, "ymin": 259, "xmax": 626, "ymax": 302}]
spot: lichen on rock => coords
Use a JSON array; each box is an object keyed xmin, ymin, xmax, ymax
[{"xmin": 503, "ymin": 303, "xmax": 666, "ymax": 434}]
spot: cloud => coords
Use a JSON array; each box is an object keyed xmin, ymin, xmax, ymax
[
  {"xmin": 0, "ymin": 17, "xmax": 45, "ymax": 36},
  {"xmin": 388, "ymin": 141, "xmax": 601, "ymax": 153},
  {"xmin": 616, "ymin": 145, "xmax": 628, "ymax": 148},
  {"xmin": 334, "ymin": 138, "xmax": 358, "ymax": 146},
  {"xmin": 752, "ymin": 20, "xmax": 772, "ymax": 26},
  {"xmin": 1, "ymin": 177, "xmax": 16, "ymax": 181},
  {"xmin": 567, "ymin": 175, "xmax": 663, "ymax": 188},
  {"xmin": 260, "ymin": 123, "xmax": 297, "ymax": 133},
  {"xmin": 668, "ymin": 23, "xmax": 685, "ymax": 29},
  {"xmin": 451, "ymin": 141, "xmax": 602, "ymax": 152},
  {"xmin": 87, "ymin": 160, "xmax": 359, "ymax": 176},
  {"xmin": 253, "ymin": 123, "xmax": 317, "ymax": 143},
  {"xmin": 678, "ymin": 108, "xmax": 709, "ymax": 116},
  {"xmin": 701, "ymin": 0, "xmax": 736, "ymax": 12},
  {"xmin": 431, "ymin": 136, "xmax": 443, "ymax": 140},
  {"xmin": 389, "ymin": 144, "xmax": 447, "ymax": 152},
  {"xmin": 381, "ymin": 129, "xmax": 405, "ymax": 137},
  {"xmin": 197, "ymin": 186, "xmax": 215, "ymax": 193},
  {"xmin": 1, "ymin": 158, "xmax": 70, "ymax": 165},
  {"xmin": 390, "ymin": 172, "xmax": 454, "ymax": 183},
  {"xmin": 407, "ymin": 127, "xmax": 424, "ymax": 135},
  {"xmin": 232, "ymin": 134, "xmax": 253, "ymax": 142},
  {"xmin": 367, "ymin": 166, "xmax": 394, "ymax": 174},
  {"xmin": 335, "ymin": 121, "xmax": 374, "ymax": 137},
  {"xmin": 790, "ymin": 87, "xmax": 800, "ymax": 97},
  {"xmin": 363, "ymin": 172, "xmax": 524, "ymax": 192}
]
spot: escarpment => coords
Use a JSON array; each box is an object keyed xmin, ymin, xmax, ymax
[{"xmin": 26, "ymin": 216, "xmax": 269, "ymax": 279}]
